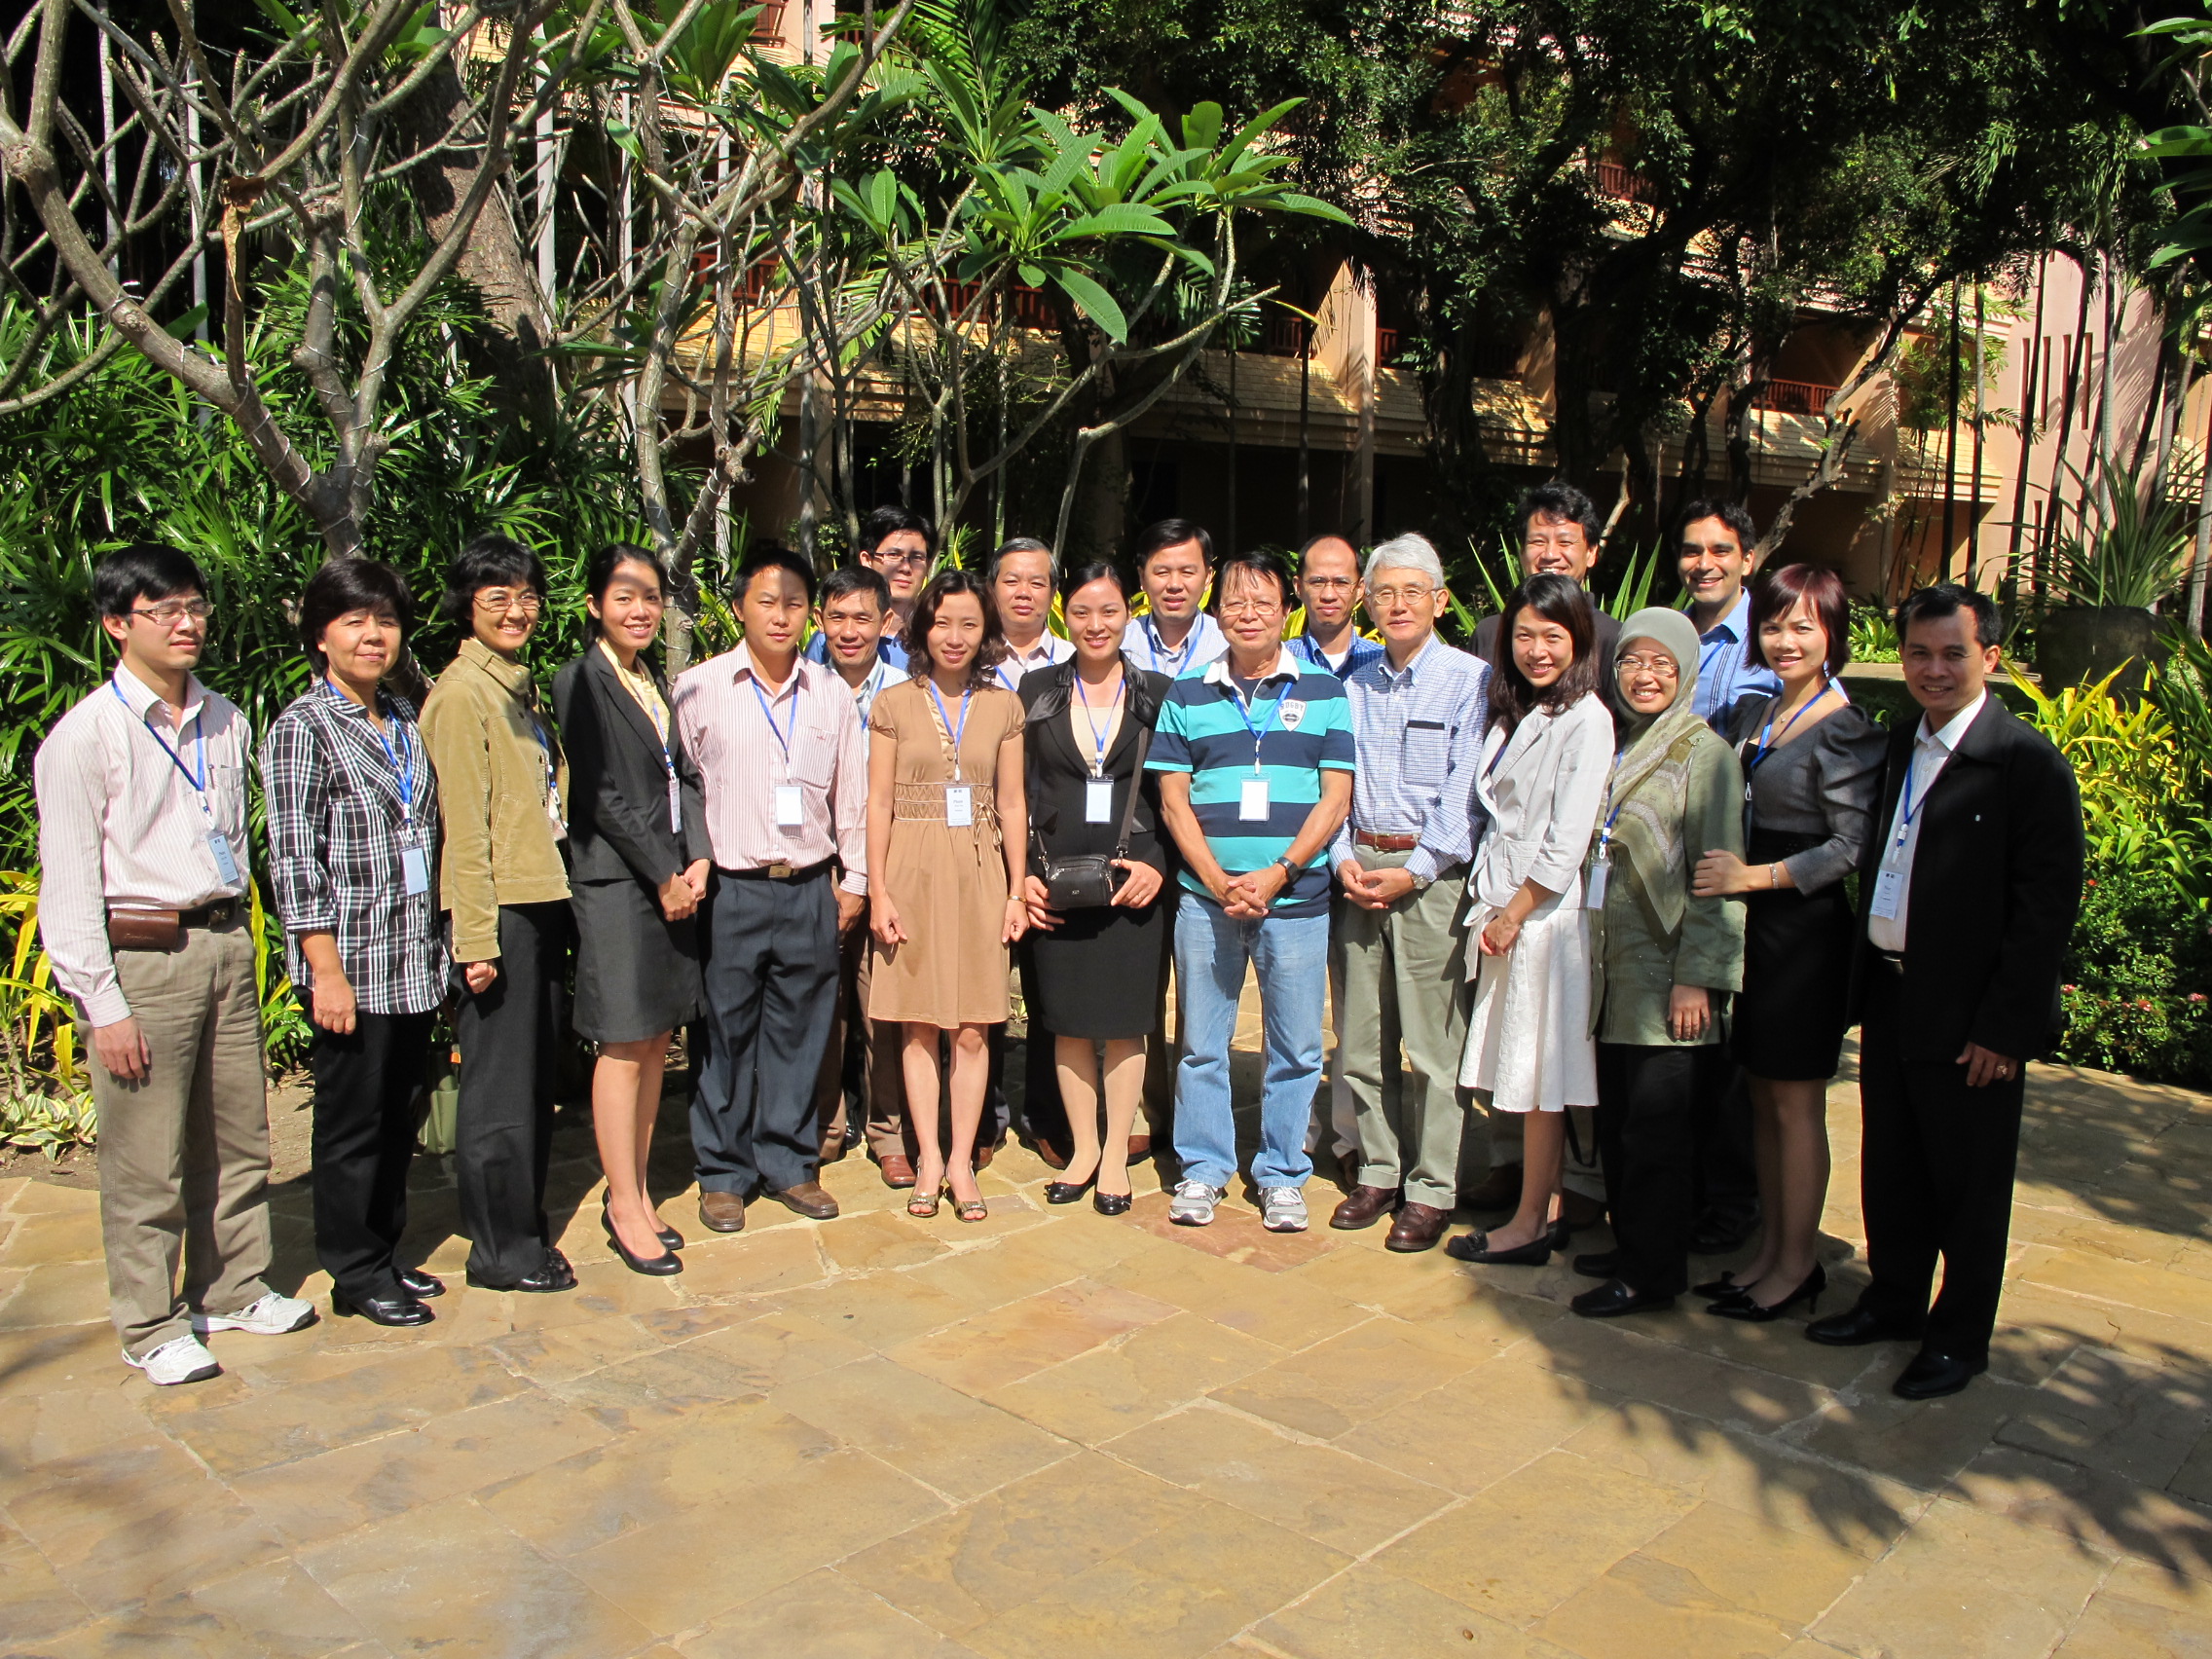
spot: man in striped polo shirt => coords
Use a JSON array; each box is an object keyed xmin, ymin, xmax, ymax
[{"xmin": 1149, "ymin": 549, "xmax": 1355, "ymax": 1232}]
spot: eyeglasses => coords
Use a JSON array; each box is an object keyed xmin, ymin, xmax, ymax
[
  {"xmin": 1617, "ymin": 654, "xmax": 1679, "ymax": 679},
  {"xmin": 1218, "ymin": 597, "xmax": 1283, "ymax": 617},
  {"xmin": 1302, "ymin": 576, "xmax": 1356, "ymax": 593},
  {"xmin": 475, "ymin": 590, "xmax": 543, "ymax": 617},
  {"xmin": 869, "ymin": 548, "xmax": 931, "ymax": 568},
  {"xmin": 1367, "ymin": 585, "xmax": 1436, "ymax": 608},
  {"xmin": 131, "ymin": 599, "xmax": 212, "ymax": 625}
]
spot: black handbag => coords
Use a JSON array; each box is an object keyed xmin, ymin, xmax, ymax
[{"xmin": 1033, "ymin": 723, "xmax": 1151, "ymax": 910}]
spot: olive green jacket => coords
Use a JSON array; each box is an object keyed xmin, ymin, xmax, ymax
[
  {"xmin": 420, "ymin": 638, "xmax": 571, "ymax": 963},
  {"xmin": 1590, "ymin": 725, "xmax": 1747, "ymax": 1047}
]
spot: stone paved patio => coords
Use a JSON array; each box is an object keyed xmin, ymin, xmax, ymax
[{"xmin": 3, "ymin": 1023, "xmax": 2211, "ymax": 1658}]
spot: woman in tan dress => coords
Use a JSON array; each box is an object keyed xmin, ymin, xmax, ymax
[{"xmin": 867, "ymin": 569, "xmax": 1029, "ymax": 1222}]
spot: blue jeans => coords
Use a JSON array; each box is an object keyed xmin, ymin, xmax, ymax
[{"xmin": 1171, "ymin": 891, "xmax": 1329, "ymax": 1191}]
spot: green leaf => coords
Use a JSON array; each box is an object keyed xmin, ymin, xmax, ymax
[
  {"xmin": 1182, "ymin": 102, "xmax": 1224, "ymax": 153},
  {"xmin": 1052, "ymin": 269, "xmax": 1128, "ymax": 341}
]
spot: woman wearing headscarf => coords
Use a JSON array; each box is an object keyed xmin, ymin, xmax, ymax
[{"xmin": 1572, "ymin": 608, "xmax": 1748, "ymax": 1319}]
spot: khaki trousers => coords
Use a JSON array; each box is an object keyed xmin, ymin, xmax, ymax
[
  {"xmin": 86, "ymin": 915, "xmax": 273, "ymax": 1358},
  {"xmin": 813, "ymin": 919, "xmax": 910, "ymax": 1161},
  {"xmin": 1336, "ymin": 851, "xmax": 1472, "ymax": 1210}
]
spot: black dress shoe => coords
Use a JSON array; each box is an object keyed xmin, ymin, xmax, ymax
[
  {"xmin": 1570, "ymin": 1279, "xmax": 1676, "ymax": 1319},
  {"xmin": 1693, "ymin": 1273, "xmax": 1746, "ymax": 1301},
  {"xmin": 1708, "ymin": 1265, "xmax": 1825, "ymax": 1323},
  {"xmin": 467, "ymin": 1250, "xmax": 578, "ymax": 1294},
  {"xmin": 1804, "ymin": 1302, "xmax": 1921, "ymax": 1347},
  {"xmin": 1045, "ymin": 1171, "xmax": 1098, "ymax": 1204},
  {"xmin": 1093, "ymin": 1189, "xmax": 1133, "ymax": 1216},
  {"xmin": 606, "ymin": 1197, "xmax": 682, "ymax": 1252},
  {"xmin": 1892, "ymin": 1349, "xmax": 1987, "ymax": 1400},
  {"xmin": 333, "ymin": 1289, "xmax": 433, "ymax": 1326},
  {"xmin": 1445, "ymin": 1227, "xmax": 1558, "ymax": 1266},
  {"xmin": 607, "ymin": 1232, "xmax": 682, "ymax": 1275},
  {"xmin": 396, "ymin": 1267, "xmax": 445, "ymax": 1299},
  {"xmin": 1573, "ymin": 1249, "xmax": 1621, "ymax": 1280}
]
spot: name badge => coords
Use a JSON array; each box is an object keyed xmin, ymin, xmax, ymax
[
  {"xmin": 1584, "ymin": 857, "xmax": 1608, "ymax": 910},
  {"xmin": 206, "ymin": 830, "xmax": 240, "ymax": 885},
  {"xmin": 546, "ymin": 785, "xmax": 567, "ymax": 841},
  {"xmin": 1870, "ymin": 867, "xmax": 1904, "ymax": 921},
  {"xmin": 1086, "ymin": 778, "xmax": 1114, "ymax": 824},
  {"xmin": 946, "ymin": 784, "xmax": 975, "ymax": 828},
  {"xmin": 400, "ymin": 844, "xmax": 431, "ymax": 897},
  {"xmin": 1239, "ymin": 777, "xmax": 1271, "ymax": 822},
  {"xmin": 774, "ymin": 784, "xmax": 804, "ymax": 828},
  {"xmin": 669, "ymin": 775, "xmax": 684, "ymax": 834}
]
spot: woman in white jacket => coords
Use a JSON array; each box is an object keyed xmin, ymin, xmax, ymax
[{"xmin": 1452, "ymin": 573, "xmax": 1615, "ymax": 1266}]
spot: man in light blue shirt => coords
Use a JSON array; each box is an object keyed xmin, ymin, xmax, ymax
[
  {"xmin": 1325, "ymin": 534, "xmax": 1491, "ymax": 1252},
  {"xmin": 1678, "ymin": 498, "xmax": 1782, "ymax": 727},
  {"xmin": 1287, "ymin": 533, "xmax": 1386, "ymax": 680}
]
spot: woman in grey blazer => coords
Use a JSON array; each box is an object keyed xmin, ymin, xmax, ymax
[
  {"xmin": 552, "ymin": 543, "xmax": 712, "ymax": 1274},
  {"xmin": 1453, "ymin": 574, "xmax": 1614, "ymax": 1267}
]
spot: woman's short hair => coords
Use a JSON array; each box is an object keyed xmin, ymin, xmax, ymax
[
  {"xmin": 1207, "ymin": 548, "xmax": 1296, "ymax": 613},
  {"xmin": 1487, "ymin": 572, "xmax": 1602, "ymax": 731},
  {"xmin": 441, "ymin": 534, "xmax": 546, "ymax": 624},
  {"xmin": 585, "ymin": 542, "xmax": 670, "ymax": 609},
  {"xmin": 902, "ymin": 568, "xmax": 1007, "ymax": 690},
  {"xmin": 299, "ymin": 559, "xmax": 414, "ymax": 672},
  {"xmin": 1060, "ymin": 559, "xmax": 1130, "ymax": 605},
  {"xmin": 1747, "ymin": 563, "xmax": 1852, "ymax": 677}
]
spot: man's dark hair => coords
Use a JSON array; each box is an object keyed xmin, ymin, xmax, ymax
[
  {"xmin": 1517, "ymin": 483, "xmax": 1602, "ymax": 549},
  {"xmin": 736, "ymin": 543, "xmax": 819, "ymax": 606},
  {"xmin": 1896, "ymin": 581, "xmax": 2002, "ymax": 650},
  {"xmin": 1296, "ymin": 532, "xmax": 1358, "ymax": 574},
  {"xmin": 441, "ymin": 534, "xmax": 547, "ymax": 624},
  {"xmin": 585, "ymin": 541, "xmax": 671, "ymax": 607},
  {"xmin": 857, "ymin": 504, "xmax": 937, "ymax": 558},
  {"xmin": 299, "ymin": 559, "xmax": 414, "ymax": 672},
  {"xmin": 1676, "ymin": 498, "xmax": 1758, "ymax": 553},
  {"xmin": 818, "ymin": 564, "xmax": 890, "ymax": 611},
  {"xmin": 1132, "ymin": 517, "xmax": 1214, "ymax": 571},
  {"xmin": 1487, "ymin": 572, "xmax": 1602, "ymax": 733},
  {"xmin": 902, "ymin": 568, "xmax": 1007, "ymax": 689},
  {"xmin": 1208, "ymin": 548, "xmax": 1296, "ymax": 614},
  {"xmin": 93, "ymin": 542, "xmax": 205, "ymax": 618},
  {"xmin": 987, "ymin": 535, "xmax": 1056, "ymax": 583}
]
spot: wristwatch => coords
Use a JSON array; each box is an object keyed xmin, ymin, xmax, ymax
[{"xmin": 1273, "ymin": 855, "xmax": 1301, "ymax": 880}]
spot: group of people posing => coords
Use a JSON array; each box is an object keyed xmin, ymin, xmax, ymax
[{"xmin": 37, "ymin": 484, "xmax": 2083, "ymax": 1405}]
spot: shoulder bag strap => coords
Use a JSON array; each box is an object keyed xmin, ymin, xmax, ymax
[{"xmin": 1114, "ymin": 722, "xmax": 1152, "ymax": 861}]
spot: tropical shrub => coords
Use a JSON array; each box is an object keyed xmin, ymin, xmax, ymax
[{"xmin": 2058, "ymin": 860, "xmax": 2212, "ymax": 1088}]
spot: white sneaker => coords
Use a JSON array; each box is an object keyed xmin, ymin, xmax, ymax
[
  {"xmin": 1260, "ymin": 1187, "xmax": 1309, "ymax": 1233},
  {"xmin": 194, "ymin": 1292, "xmax": 317, "ymax": 1337},
  {"xmin": 124, "ymin": 1335, "xmax": 221, "ymax": 1385},
  {"xmin": 1168, "ymin": 1180, "xmax": 1225, "ymax": 1226}
]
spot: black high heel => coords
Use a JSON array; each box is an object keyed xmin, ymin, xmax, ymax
[
  {"xmin": 1694, "ymin": 1273, "xmax": 1750, "ymax": 1301},
  {"xmin": 1045, "ymin": 1168, "xmax": 1099, "ymax": 1205},
  {"xmin": 606, "ymin": 1196, "xmax": 682, "ymax": 1252},
  {"xmin": 1709, "ymin": 1264, "xmax": 1825, "ymax": 1321},
  {"xmin": 603, "ymin": 1209, "xmax": 682, "ymax": 1275},
  {"xmin": 1093, "ymin": 1187, "xmax": 1132, "ymax": 1216}
]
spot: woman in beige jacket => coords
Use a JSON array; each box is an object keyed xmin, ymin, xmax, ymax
[{"xmin": 419, "ymin": 535, "xmax": 576, "ymax": 1295}]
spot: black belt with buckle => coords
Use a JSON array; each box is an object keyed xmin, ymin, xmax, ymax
[{"xmin": 719, "ymin": 858, "xmax": 832, "ymax": 882}]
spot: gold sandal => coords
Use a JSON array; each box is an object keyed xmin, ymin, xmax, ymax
[
  {"xmin": 908, "ymin": 1183, "xmax": 945, "ymax": 1219},
  {"xmin": 954, "ymin": 1195, "xmax": 988, "ymax": 1224}
]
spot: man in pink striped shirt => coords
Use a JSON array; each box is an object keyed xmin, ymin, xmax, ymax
[{"xmin": 674, "ymin": 546, "xmax": 869, "ymax": 1234}]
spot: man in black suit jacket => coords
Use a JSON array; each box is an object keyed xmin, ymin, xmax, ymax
[{"xmin": 1806, "ymin": 583, "xmax": 2083, "ymax": 1399}]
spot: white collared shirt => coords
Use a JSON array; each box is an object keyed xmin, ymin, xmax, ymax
[
  {"xmin": 841, "ymin": 655, "xmax": 897, "ymax": 722},
  {"xmin": 1867, "ymin": 690, "xmax": 1986, "ymax": 952},
  {"xmin": 993, "ymin": 632, "xmax": 1074, "ymax": 692}
]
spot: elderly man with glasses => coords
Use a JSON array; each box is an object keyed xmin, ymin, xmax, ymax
[{"xmin": 1325, "ymin": 535, "xmax": 1492, "ymax": 1251}]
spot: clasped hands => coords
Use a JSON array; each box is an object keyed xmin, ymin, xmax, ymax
[
  {"xmin": 1337, "ymin": 861, "xmax": 1419, "ymax": 911},
  {"xmin": 1209, "ymin": 863, "xmax": 1287, "ymax": 918}
]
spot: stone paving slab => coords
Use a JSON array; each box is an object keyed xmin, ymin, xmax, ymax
[{"xmin": 3, "ymin": 1035, "xmax": 2211, "ymax": 1657}]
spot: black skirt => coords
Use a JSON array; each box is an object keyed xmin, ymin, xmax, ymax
[
  {"xmin": 570, "ymin": 876, "xmax": 703, "ymax": 1044},
  {"xmin": 1729, "ymin": 829, "xmax": 1855, "ymax": 1082},
  {"xmin": 1027, "ymin": 896, "xmax": 1165, "ymax": 1040}
]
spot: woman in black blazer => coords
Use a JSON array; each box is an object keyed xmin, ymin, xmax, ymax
[
  {"xmin": 1017, "ymin": 560, "xmax": 1170, "ymax": 1214},
  {"xmin": 552, "ymin": 543, "xmax": 712, "ymax": 1274}
]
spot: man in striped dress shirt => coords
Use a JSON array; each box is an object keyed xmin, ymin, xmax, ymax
[{"xmin": 35, "ymin": 545, "xmax": 314, "ymax": 1386}]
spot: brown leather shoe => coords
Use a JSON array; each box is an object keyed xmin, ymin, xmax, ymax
[
  {"xmin": 772, "ymin": 1181, "xmax": 839, "ymax": 1220},
  {"xmin": 1029, "ymin": 1137, "xmax": 1069, "ymax": 1171},
  {"xmin": 698, "ymin": 1192, "xmax": 747, "ymax": 1233},
  {"xmin": 1330, "ymin": 1184, "xmax": 1399, "ymax": 1231},
  {"xmin": 1126, "ymin": 1134, "xmax": 1152, "ymax": 1161},
  {"xmin": 1461, "ymin": 1162, "xmax": 1523, "ymax": 1211},
  {"xmin": 973, "ymin": 1142, "xmax": 997, "ymax": 1173},
  {"xmin": 1385, "ymin": 1201, "xmax": 1451, "ymax": 1252},
  {"xmin": 878, "ymin": 1155, "xmax": 917, "ymax": 1189},
  {"xmin": 1561, "ymin": 1190, "xmax": 1607, "ymax": 1232}
]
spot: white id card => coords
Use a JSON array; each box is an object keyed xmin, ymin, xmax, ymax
[
  {"xmin": 1239, "ymin": 777, "xmax": 1271, "ymax": 822},
  {"xmin": 399, "ymin": 844, "xmax": 431, "ymax": 897},
  {"xmin": 206, "ymin": 830, "xmax": 240, "ymax": 885},
  {"xmin": 774, "ymin": 784, "xmax": 804, "ymax": 828},
  {"xmin": 1870, "ymin": 866, "xmax": 1904, "ymax": 920},
  {"xmin": 945, "ymin": 784, "xmax": 975, "ymax": 828},
  {"xmin": 668, "ymin": 775, "xmax": 683, "ymax": 833},
  {"xmin": 1086, "ymin": 778, "xmax": 1114, "ymax": 823},
  {"xmin": 1584, "ymin": 857, "xmax": 1608, "ymax": 909}
]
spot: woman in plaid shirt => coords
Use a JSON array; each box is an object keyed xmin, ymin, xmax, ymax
[{"xmin": 261, "ymin": 561, "xmax": 448, "ymax": 1328}]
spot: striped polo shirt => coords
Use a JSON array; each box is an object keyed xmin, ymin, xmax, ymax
[{"xmin": 1147, "ymin": 649, "xmax": 1356, "ymax": 917}]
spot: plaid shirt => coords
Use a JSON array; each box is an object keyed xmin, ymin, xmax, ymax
[{"xmin": 260, "ymin": 684, "xmax": 447, "ymax": 1014}]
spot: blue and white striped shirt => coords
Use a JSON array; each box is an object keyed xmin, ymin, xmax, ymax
[{"xmin": 1327, "ymin": 638, "xmax": 1492, "ymax": 885}]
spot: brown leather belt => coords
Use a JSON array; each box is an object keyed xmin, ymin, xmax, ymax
[
  {"xmin": 718, "ymin": 858, "xmax": 832, "ymax": 882},
  {"xmin": 1353, "ymin": 830, "xmax": 1420, "ymax": 852}
]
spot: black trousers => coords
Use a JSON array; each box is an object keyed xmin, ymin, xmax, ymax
[
  {"xmin": 1001, "ymin": 941, "xmax": 1062, "ymax": 1149},
  {"xmin": 1596, "ymin": 1042, "xmax": 1701, "ymax": 1298},
  {"xmin": 308, "ymin": 1010, "xmax": 434, "ymax": 1300},
  {"xmin": 694, "ymin": 865, "xmax": 838, "ymax": 1195},
  {"xmin": 1692, "ymin": 1049, "xmax": 1760, "ymax": 1234},
  {"xmin": 1858, "ymin": 975, "xmax": 2025, "ymax": 1363},
  {"xmin": 454, "ymin": 903, "xmax": 567, "ymax": 1284},
  {"xmin": 1139, "ymin": 891, "xmax": 1180, "ymax": 1139}
]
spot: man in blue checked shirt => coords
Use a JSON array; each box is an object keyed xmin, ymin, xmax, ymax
[
  {"xmin": 1149, "ymin": 549, "xmax": 1356, "ymax": 1232},
  {"xmin": 1678, "ymin": 498, "xmax": 1782, "ymax": 727},
  {"xmin": 1325, "ymin": 535, "xmax": 1492, "ymax": 1252},
  {"xmin": 1286, "ymin": 533, "xmax": 1386, "ymax": 680}
]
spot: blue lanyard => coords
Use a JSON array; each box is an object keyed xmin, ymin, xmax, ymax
[
  {"xmin": 324, "ymin": 680, "xmax": 417, "ymax": 821},
  {"xmin": 1596, "ymin": 748, "xmax": 1629, "ymax": 850},
  {"xmin": 112, "ymin": 680, "xmax": 208, "ymax": 802},
  {"xmin": 1139, "ymin": 616, "xmax": 1193, "ymax": 677},
  {"xmin": 751, "ymin": 673, "xmax": 794, "ymax": 769},
  {"xmin": 1074, "ymin": 671, "xmax": 1123, "ymax": 776},
  {"xmin": 1892, "ymin": 747, "xmax": 1934, "ymax": 850},
  {"xmin": 1224, "ymin": 672, "xmax": 1283, "ymax": 772},
  {"xmin": 927, "ymin": 682, "xmax": 973, "ymax": 779},
  {"xmin": 1746, "ymin": 680, "xmax": 1831, "ymax": 781}
]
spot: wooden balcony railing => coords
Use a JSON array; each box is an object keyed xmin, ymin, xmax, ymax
[
  {"xmin": 1752, "ymin": 378, "xmax": 1838, "ymax": 417},
  {"xmin": 1592, "ymin": 159, "xmax": 1659, "ymax": 205}
]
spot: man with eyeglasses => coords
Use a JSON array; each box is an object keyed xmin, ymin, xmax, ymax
[
  {"xmin": 1326, "ymin": 535, "xmax": 1491, "ymax": 1251},
  {"xmin": 1288, "ymin": 534, "xmax": 1384, "ymax": 680},
  {"xmin": 36, "ymin": 544, "xmax": 315, "ymax": 1385},
  {"xmin": 806, "ymin": 507, "xmax": 934, "ymax": 671}
]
